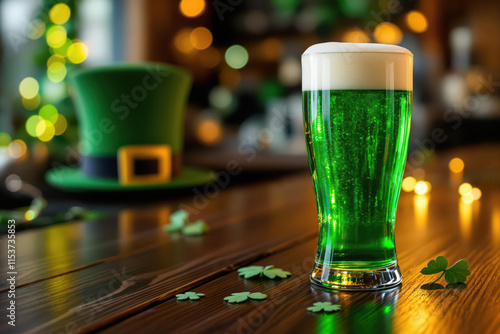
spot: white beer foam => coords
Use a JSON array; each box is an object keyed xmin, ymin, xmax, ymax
[{"xmin": 302, "ymin": 42, "xmax": 413, "ymax": 91}]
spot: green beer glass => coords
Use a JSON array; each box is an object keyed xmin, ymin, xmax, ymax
[{"xmin": 302, "ymin": 43, "xmax": 413, "ymax": 290}]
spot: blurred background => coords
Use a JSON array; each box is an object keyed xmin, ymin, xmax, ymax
[{"xmin": 1, "ymin": 0, "xmax": 500, "ymax": 227}]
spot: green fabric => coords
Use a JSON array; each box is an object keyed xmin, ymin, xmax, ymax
[
  {"xmin": 46, "ymin": 166, "xmax": 216, "ymax": 191},
  {"xmin": 69, "ymin": 62, "xmax": 192, "ymax": 156}
]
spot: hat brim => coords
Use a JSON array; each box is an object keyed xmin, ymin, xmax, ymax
[{"xmin": 46, "ymin": 166, "xmax": 217, "ymax": 192}]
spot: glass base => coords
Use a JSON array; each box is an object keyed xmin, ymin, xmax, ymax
[{"xmin": 310, "ymin": 261, "xmax": 403, "ymax": 291}]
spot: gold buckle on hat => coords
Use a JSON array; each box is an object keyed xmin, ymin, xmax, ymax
[{"xmin": 118, "ymin": 145, "xmax": 171, "ymax": 185}]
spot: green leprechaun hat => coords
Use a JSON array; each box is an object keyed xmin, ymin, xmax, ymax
[{"xmin": 46, "ymin": 62, "xmax": 215, "ymax": 191}]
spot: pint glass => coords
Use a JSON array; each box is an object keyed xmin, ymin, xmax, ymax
[{"xmin": 302, "ymin": 43, "xmax": 413, "ymax": 290}]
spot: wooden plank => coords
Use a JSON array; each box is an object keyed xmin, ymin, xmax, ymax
[
  {"xmin": 0, "ymin": 174, "xmax": 311, "ymax": 288},
  {"xmin": 0, "ymin": 183, "xmax": 319, "ymax": 334}
]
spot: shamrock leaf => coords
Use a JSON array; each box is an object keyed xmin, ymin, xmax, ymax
[
  {"xmin": 182, "ymin": 220, "xmax": 209, "ymax": 236},
  {"xmin": 307, "ymin": 302, "xmax": 341, "ymax": 313},
  {"xmin": 420, "ymin": 256, "xmax": 470, "ymax": 285},
  {"xmin": 176, "ymin": 291, "xmax": 205, "ymax": 301},
  {"xmin": 165, "ymin": 209, "xmax": 188, "ymax": 232},
  {"xmin": 444, "ymin": 259, "xmax": 471, "ymax": 284},
  {"xmin": 238, "ymin": 265, "xmax": 291, "ymax": 279},
  {"xmin": 224, "ymin": 292, "xmax": 267, "ymax": 303}
]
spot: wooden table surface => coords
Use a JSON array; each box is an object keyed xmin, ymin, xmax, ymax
[{"xmin": 1, "ymin": 145, "xmax": 500, "ymax": 334}]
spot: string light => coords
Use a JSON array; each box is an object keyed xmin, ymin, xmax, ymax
[
  {"xmin": 19, "ymin": 77, "xmax": 39, "ymax": 99},
  {"xmin": 449, "ymin": 157, "xmax": 464, "ymax": 173},
  {"xmin": 67, "ymin": 42, "xmax": 88, "ymax": 64},
  {"xmin": 225, "ymin": 45, "xmax": 249, "ymax": 69},
  {"xmin": 179, "ymin": 0, "xmax": 205, "ymax": 18},
  {"xmin": 49, "ymin": 3, "xmax": 71, "ymax": 25},
  {"xmin": 374, "ymin": 22, "xmax": 403, "ymax": 44},
  {"xmin": 406, "ymin": 10, "xmax": 428, "ymax": 33}
]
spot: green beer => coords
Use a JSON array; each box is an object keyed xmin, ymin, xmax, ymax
[{"xmin": 302, "ymin": 43, "xmax": 413, "ymax": 290}]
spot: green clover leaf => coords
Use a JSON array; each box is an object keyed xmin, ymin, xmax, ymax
[
  {"xmin": 307, "ymin": 302, "xmax": 341, "ymax": 313},
  {"xmin": 238, "ymin": 265, "xmax": 291, "ymax": 279},
  {"xmin": 224, "ymin": 292, "xmax": 268, "ymax": 303},
  {"xmin": 182, "ymin": 220, "xmax": 209, "ymax": 236},
  {"xmin": 165, "ymin": 209, "xmax": 188, "ymax": 232},
  {"xmin": 420, "ymin": 256, "xmax": 470, "ymax": 285},
  {"xmin": 176, "ymin": 291, "xmax": 205, "ymax": 301}
]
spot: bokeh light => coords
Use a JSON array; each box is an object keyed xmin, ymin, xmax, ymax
[
  {"xmin": 190, "ymin": 27, "xmax": 213, "ymax": 50},
  {"xmin": 402, "ymin": 176, "xmax": 417, "ymax": 192},
  {"xmin": 25, "ymin": 209, "xmax": 37, "ymax": 221},
  {"xmin": 199, "ymin": 47, "xmax": 220, "ymax": 68},
  {"xmin": 339, "ymin": 0, "xmax": 369, "ymax": 17},
  {"xmin": 471, "ymin": 187, "xmax": 482, "ymax": 200},
  {"xmin": 0, "ymin": 132, "xmax": 11, "ymax": 146},
  {"xmin": 67, "ymin": 42, "xmax": 89, "ymax": 64},
  {"xmin": 278, "ymin": 58, "xmax": 301, "ymax": 86},
  {"xmin": 406, "ymin": 10, "xmax": 428, "ymax": 33},
  {"xmin": 449, "ymin": 157, "xmax": 464, "ymax": 173},
  {"xmin": 54, "ymin": 114, "xmax": 68, "ymax": 135},
  {"xmin": 52, "ymin": 38, "xmax": 72, "ymax": 56},
  {"xmin": 19, "ymin": 77, "xmax": 39, "ymax": 99},
  {"xmin": 414, "ymin": 181, "xmax": 431, "ymax": 195},
  {"xmin": 461, "ymin": 192, "xmax": 474, "ymax": 204},
  {"xmin": 458, "ymin": 183, "xmax": 472, "ymax": 196},
  {"xmin": 225, "ymin": 45, "xmax": 249, "ymax": 69},
  {"xmin": 22, "ymin": 94, "xmax": 41, "ymax": 110},
  {"xmin": 196, "ymin": 119, "xmax": 223, "ymax": 145},
  {"xmin": 209, "ymin": 86, "xmax": 233, "ymax": 110},
  {"xmin": 174, "ymin": 28, "xmax": 194, "ymax": 54},
  {"xmin": 374, "ymin": 22, "xmax": 403, "ymax": 44},
  {"xmin": 47, "ymin": 54, "xmax": 65, "ymax": 67},
  {"xmin": 26, "ymin": 115, "xmax": 43, "ymax": 137},
  {"xmin": 28, "ymin": 20, "xmax": 45, "ymax": 39},
  {"xmin": 36, "ymin": 120, "xmax": 56, "ymax": 142},
  {"xmin": 179, "ymin": 0, "xmax": 205, "ymax": 18},
  {"xmin": 40, "ymin": 105, "xmax": 59, "ymax": 123},
  {"xmin": 47, "ymin": 62, "xmax": 67, "ymax": 82},
  {"xmin": 342, "ymin": 28, "xmax": 370, "ymax": 43},
  {"xmin": 49, "ymin": 3, "xmax": 71, "ymax": 25},
  {"xmin": 219, "ymin": 67, "xmax": 241, "ymax": 89},
  {"xmin": 46, "ymin": 25, "xmax": 67, "ymax": 48},
  {"xmin": 259, "ymin": 38, "xmax": 283, "ymax": 61},
  {"xmin": 8, "ymin": 139, "xmax": 27, "ymax": 159}
]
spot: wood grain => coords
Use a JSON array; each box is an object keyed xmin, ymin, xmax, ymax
[{"xmin": 1, "ymin": 145, "xmax": 500, "ymax": 334}]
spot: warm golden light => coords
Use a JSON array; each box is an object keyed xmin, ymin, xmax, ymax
[
  {"xmin": 19, "ymin": 77, "xmax": 39, "ymax": 99},
  {"xmin": 259, "ymin": 38, "xmax": 283, "ymax": 61},
  {"xmin": 402, "ymin": 176, "xmax": 417, "ymax": 192},
  {"xmin": 414, "ymin": 194, "xmax": 429, "ymax": 229},
  {"xmin": 219, "ymin": 67, "xmax": 241, "ymax": 89},
  {"xmin": 46, "ymin": 25, "xmax": 67, "ymax": 48},
  {"xmin": 22, "ymin": 94, "xmax": 41, "ymax": 110},
  {"xmin": 461, "ymin": 193, "xmax": 474, "ymax": 204},
  {"xmin": 458, "ymin": 183, "xmax": 472, "ymax": 196},
  {"xmin": 471, "ymin": 187, "xmax": 482, "ymax": 200},
  {"xmin": 196, "ymin": 119, "xmax": 222, "ymax": 145},
  {"xmin": 49, "ymin": 3, "xmax": 71, "ymax": 25},
  {"xmin": 190, "ymin": 27, "xmax": 213, "ymax": 50},
  {"xmin": 459, "ymin": 197, "xmax": 473, "ymax": 238},
  {"xmin": 374, "ymin": 22, "xmax": 403, "ymax": 44},
  {"xmin": 67, "ymin": 42, "xmax": 88, "ymax": 64},
  {"xmin": 47, "ymin": 54, "xmax": 65, "ymax": 67},
  {"xmin": 342, "ymin": 29, "xmax": 370, "ymax": 43},
  {"xmin": 449, "ymin": 157, "xmax": 464, "ymax": 173},
  {"xmin": 199, "ymin": 47, "xmax": 220, "ymax": 68},
  {"xmin": 25, "ymin": 209, "xmax": 37, "ymax": 221},
  {"xmin": 174, "ymin": 28, "xmax": 194, "ymax": 54},
  {"xmin": 8, "ymin": 140, "xmax": 27, "ymax": 159},
  {"xmin": 414, "ymin": 181, "xmax": 430, "ymax": 195},
  {"xmin": 406, "ymin": 10, "xmax": 428, "ymax": 33},
  {"xmin": 179, "ymin": 0, "xmax": 206, "ymax": 18}
]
